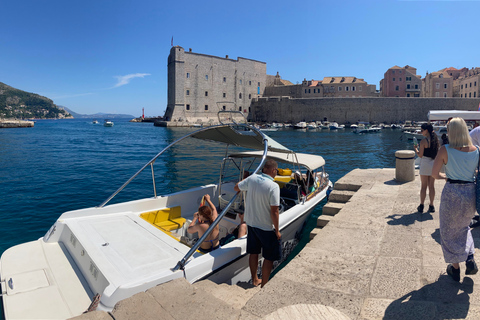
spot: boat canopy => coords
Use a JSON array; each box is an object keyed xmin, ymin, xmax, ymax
[
  {"xmin": 428, "ymin": 110, "xmax": 480, "ymax": 121},
  {"xmin": 191, "ymin": 125, "xmax": 291, "ymax": 153},
  {"xmin": 228, "ymin": 150, "xmax": 325, "ymax": 171}
]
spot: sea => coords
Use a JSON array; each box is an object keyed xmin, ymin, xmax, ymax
[{"xmin": 0, "ymin": 119, "xmax": 414, "ymax": 288}]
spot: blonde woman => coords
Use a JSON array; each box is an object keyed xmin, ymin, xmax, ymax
[{"xmin": 432, "ymin": 117, "xmax": 479, "ymax": 281}]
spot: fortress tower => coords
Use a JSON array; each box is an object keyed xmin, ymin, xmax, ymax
[{"xmin": 163, "ymin": 46, "xmax": 267, "ymax": 125}]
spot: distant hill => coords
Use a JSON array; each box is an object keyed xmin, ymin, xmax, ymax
[
  {"xmin": 0, "ymin": 82, "xmax": 72, "ymax": 119},
  {"xmin": 63, "ymin": 107, "xmax": 135, "ymax": 119}
]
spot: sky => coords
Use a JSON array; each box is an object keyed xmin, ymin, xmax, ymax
[{"xmin": 2, "ymin": 0, "xmax": 480, "ymax": 117}]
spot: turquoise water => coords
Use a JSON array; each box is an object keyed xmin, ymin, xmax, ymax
[{"xmin": 0, "ymin": 119, "xmax": 412, "ymax": 281}]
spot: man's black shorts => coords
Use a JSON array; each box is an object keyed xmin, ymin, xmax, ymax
[{"xmin": 246, "ymin": 225, "xmax": 282, "ymax": 261}]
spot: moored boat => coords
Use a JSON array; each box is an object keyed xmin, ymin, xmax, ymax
[
  {"xmin": 293, "ymin": 121, "xmax": 307, "ymax": 129},
  {"xmin": 0, "ymin": 111, "xmax": 333, "ymax": 319},
  {"xmin": 354, "ymin": 126, "xmax": 381, "ymax": 134},
  {"xmin": 103, "ymin": 119, "xmax": 114, "ymax": 127}
]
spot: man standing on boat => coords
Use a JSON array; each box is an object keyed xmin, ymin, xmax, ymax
[{"xmin": 235, "ymin": 159, "xmax": 281, "ymax": 287}]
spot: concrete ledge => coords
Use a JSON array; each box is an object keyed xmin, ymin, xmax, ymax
[
  {"xmin": 322, "ymin": 202, "xmax": 344, "ymax": 216},
  {"xmin": 309, "ymin": 228, "xmax": 322, "ymax": 240},
  {"xmin": 317, "ymin": 214, "xmax": 334, "ymax": 228},
  {"xmin": 328, "ymin": 190, "xmax": 356, "ymax": 203},
  {"xmin": 333, "ymin": 182, "xmax": 362, "ymax": 192}
]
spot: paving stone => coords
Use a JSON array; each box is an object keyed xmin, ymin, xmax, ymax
[
  {"xmin": 264, "ymin": 304, "xmax": 351, "ymax": 320},
  {"xmin": 147, "ymin": 278, "xmax": 240, "ymax": 320},
  {"xmin": 279, "ymin": 247, "xmax": 375, "ymax": 296},
  {"xmin": 243, "ymin": 277, "xmax": 363, "ymax": 320},
  {"xmin": 370, "ymin": 256, "xmax": 422, "ymax": 299},
  {"xmin": 361, "ymin": 297, "xmax": 437, "ymax": 320},
  {"xmin": 309, "ymin": 224, "xmax": 384, "ymax": 256},
  {"xmin": 112, "ymin": 291, "xmax": 173, "ymax": 320},
  {"xmin": 380, "ymin": 226, "xmax": 423, "ymax": 259}
]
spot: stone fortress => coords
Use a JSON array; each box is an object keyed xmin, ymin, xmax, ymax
[
  {"xmin": 163, "ymin": 46, "xmax": 266, "ymax": 125},
  {"xmin": 159, "ymin": 46, "xmax": 480, "ymax": 126}
]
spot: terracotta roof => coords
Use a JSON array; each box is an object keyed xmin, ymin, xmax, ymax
[
  {"xmin": 321, "ymin": 77, "xmax": 366, "ymax": 84},
  {"xmin": 280, "ymin": 79, "xmax": 294, "ymax": 86},
  {"xmin": 441, "ymin": 67, "xmax": 459, "ymax": 72}
]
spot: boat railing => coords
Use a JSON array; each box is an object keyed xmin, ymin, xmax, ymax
[
  {"xmin": 172, "ymin": 137, "xmax": 269, "ymax": 272},
  {"xmin": 97, "ymin": 125, "xmax": 224, "ymax": 208},
  {"xmin": 217, "ymin": 110, "xmax": 248, "ymax": 125}
]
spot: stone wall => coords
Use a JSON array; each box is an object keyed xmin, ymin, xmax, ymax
[
  {"xmin": 249, "ymin": 97, "xmax": 480, "ymax": 123},
  {"xmin": 164, "ymin": 46, "xmax": 266, "ymax": 125}
]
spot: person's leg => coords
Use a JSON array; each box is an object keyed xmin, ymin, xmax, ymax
[
  {"xmin": 427, "ymin": 176, "xmax": 435, "ymax": 210},
  {"xmin": 249, "ymin": 254, "xmax": 261, "ymax": 286},
  {"xmin": 418, "ymin": 175, "xmax": 428, "ymax": 212},
  {"xmin": 237, "ymin": 222, "xmax": 247, "ymax": 238},
  {"xmin": 420, "ymin": 175, "xmax": 428, "ymax": 205},
  {"xmin": 261, "ymin": 259, "xmax": 274, "ymax": 288},
  {"xmin": 246, "ymin": 226, "xmax": 262, "ymax": 286}
]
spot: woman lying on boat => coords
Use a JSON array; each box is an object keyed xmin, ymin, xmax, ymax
[{"xmin": 187, "ymin": 194, "xmax": 220, "ymax": 253}]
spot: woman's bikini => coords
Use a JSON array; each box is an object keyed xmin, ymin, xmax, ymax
[{"xmin": 198, "ymin": 221, "xmax": 219, "ymax": 253}]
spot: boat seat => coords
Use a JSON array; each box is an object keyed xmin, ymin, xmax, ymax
[
  {"xmin": 140, "ymin": 206, "xmax": 186, "ymax": 231},
  {"xmin": 274, "ymin": 174, "xmax": 292, "ymax": 187}
]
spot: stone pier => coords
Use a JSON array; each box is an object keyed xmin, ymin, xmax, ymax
[
  {"xmin": 0, "ymin": 119, "xmax": 34, "ymax": 128},
  {"xmin": 73, "ymin": 168, "xmax": 480, "ymax": 320}
]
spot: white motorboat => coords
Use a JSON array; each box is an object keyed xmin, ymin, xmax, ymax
[
  {"xmin": 0, "ymin": 111, "xmax": 333, "ymax": 319},
  {"xmin": 403, "ymin": 129, "xmax": 423, "ymax": 140},
  {"xmin": 306, "ymin": 122, "xmax": 317, "ymax": 129},
  {"xmin": 354, "ymin": 126, "xmax": 381, "ymax": 134},
  {"xmin": 104, "ymin": 119, "xmax": 114, "ymax": 127},
  {"xmin": 321, "ymin": 121, "xmax": 330, "ymax": 129},
  {"xmin": 350, "ymin": 124, "xmax": 358, "ymax": 129},
  {"xmin": 259, "ymin": 124, "xmax": 278, "ymax": 132},
  {"xmin": 92, "ymin": 119, "xmax": 99, "ymax": 124},
  {"xmin": 329, "ymin": 122, "xmax": 340, "ymax": 130},
  {"xmin": 293, "ymin": 121, "xmax": 307, "ymax": 129}
]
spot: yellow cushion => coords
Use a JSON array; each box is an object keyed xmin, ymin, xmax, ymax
[
  {"xmin": 277, "ymin": 168, "xmax": 292, "ymax": 176},
  {"xmin": 274, "ymin": 175, "xmax": 292, "ymax": 183},
  {"xmin": 140, "ymin": 206, "xmax": 186, "ymax": 231}
]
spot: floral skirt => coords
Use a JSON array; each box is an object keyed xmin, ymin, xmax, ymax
[{"xmin": 439, "ymin": 182, "xmax": 476, "ymax": 263}]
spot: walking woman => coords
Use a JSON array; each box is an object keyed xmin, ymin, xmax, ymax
[
  {"xmin": 432, "ymin": 117, "xmax": 479, "ymax": 281},
  {"xmin": 414, "ymin": 123, "xmax": 439, "ymax": 213}
]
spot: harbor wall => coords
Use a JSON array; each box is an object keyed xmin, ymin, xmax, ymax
[
  {"xmin": 0, "ymin": 120, "xmax": 34, "ymax": 128},
  {"xmin": 249, "ymin": 97, "xmax": 480, "ymax": 123}
]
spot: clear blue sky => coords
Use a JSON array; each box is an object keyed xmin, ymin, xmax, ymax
[{"xmin": 2, "ymin": 0, "xmax": 479, "ymax": 117}]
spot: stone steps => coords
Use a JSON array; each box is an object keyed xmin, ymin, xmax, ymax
[
  {"xmin": 309, "ymin": 182, "xmax": 362, "ymax": 239},
  {"xmin": 328, "ymin": 190, "xmax": 356, "ymax": 203}
]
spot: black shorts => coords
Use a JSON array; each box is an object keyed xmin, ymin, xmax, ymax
[{"xmin": 246, "ymin": 226, "xmax": 282, "ymax": 261}]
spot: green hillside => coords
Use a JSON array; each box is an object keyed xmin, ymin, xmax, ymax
[{"xmin": 0, "ymin": 82, "xmax": 72, "ymax": 119}]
